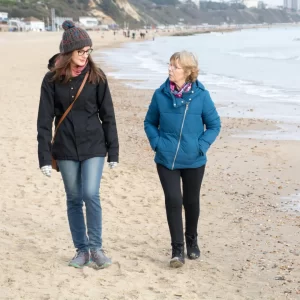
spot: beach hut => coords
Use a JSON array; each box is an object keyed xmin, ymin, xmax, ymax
[
  {"xmin": 0, "ymin": 12, "xmax": 8, "ymax": 22},
  {"xmin": 24, "ymin": 17, "xmax": 45, "ymax": 31},
  {"xmin": 79, "ymin": 17, "xmax": 98, "ymax": 29}
]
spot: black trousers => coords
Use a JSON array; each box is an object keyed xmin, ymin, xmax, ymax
[{"xmin": 157, "ymin": 164, "xmax": 205, "ymax": 245}]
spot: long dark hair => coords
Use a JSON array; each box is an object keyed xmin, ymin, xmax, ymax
[{"xmin": 50, "ymin": 52, "xmax": 106, "ymax": 84}]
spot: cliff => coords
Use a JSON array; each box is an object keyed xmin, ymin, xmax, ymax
[{"xmin": 0, "ymin": 0, "xmax": 299, "ymax": 27}]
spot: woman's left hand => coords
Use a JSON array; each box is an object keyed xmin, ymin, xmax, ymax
[{"xmin": 108, "ymin": 162, "xmax": 118, "ymax": 169}]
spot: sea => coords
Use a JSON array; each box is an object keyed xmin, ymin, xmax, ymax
[{"xmin": 95, "ymin": 26, "xmax": 300, "ymax": 141}]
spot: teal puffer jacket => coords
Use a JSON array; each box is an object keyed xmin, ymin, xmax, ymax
[{"xmin": 144, "ymin": 79, "xmax": 221, "ymax": 170}]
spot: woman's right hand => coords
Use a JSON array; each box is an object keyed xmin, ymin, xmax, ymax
[{"xmin": 41, "ymin": 165, "xmax": 52, "ymax": 177}]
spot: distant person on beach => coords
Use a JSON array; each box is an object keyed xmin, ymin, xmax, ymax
[
  {"xmin": 37, "ymin": 21, "xmax": 119, "ymax": 270},
  {"xmin": 144, "ymin": 51, "xmax": 221, "ymax": 268}
]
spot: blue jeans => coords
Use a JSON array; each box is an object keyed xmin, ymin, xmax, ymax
[{"xmin": 57, "ymin": 157, "xmax": 105, "ymax": 252}]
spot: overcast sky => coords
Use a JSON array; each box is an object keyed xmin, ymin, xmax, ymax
[
  {"xmin": 230, "ymin": 0, "xmax": 282, "ymax": 5},
  {"xmin": 257, "ymin": 0, "xmax": 283, "ymax": 5}
]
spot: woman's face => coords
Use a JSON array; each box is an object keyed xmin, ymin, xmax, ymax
[
  {"xmin": 168, "ymin": 59, "xmax": 187, "ymax": 86},
  {"xmin": 71, "ymin": 46, "xmax": 93, "ymax": 66}
]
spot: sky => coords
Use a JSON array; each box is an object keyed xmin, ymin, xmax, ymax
[{"xmin": 258, "ymin": 0, "xmax": 282, "ymax": 5}]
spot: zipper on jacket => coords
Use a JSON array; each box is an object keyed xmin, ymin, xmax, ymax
[{"xmin": 172, "ymin": 102, "xmax": 189, "ymax": 170}]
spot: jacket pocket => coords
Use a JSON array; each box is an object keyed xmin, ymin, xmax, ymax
[
  {"xmin": 85, "ymin": 99, "xmax": 100, "ymax": 132},
  {"xmin": 85, "ymin": 99, "xmax": 98, "ymax": 115},
  {"xmin": 195, "ymin": 138, "xmax": 200, "ymax": 153},
  {"xmin": 196, "ymin": 139, "xmax": 204, "ymax": 156},
  {"xmin": 197, "ymin": 139, "xmax": 204, "ymax": 156},
  {"xmin": 197, "ymin": 134, "xmax": 206, "ymax": 156},
  {"xmin": 155, "ymin": 136, "xmax": 161, "ymax": 151},
  {"xmin": 86, "ymin": 116, "xmax": 102, "ymax": 132}
]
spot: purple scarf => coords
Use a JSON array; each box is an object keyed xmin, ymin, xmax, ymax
[{"xmin": 170, "ymin": 81, "xmax": 192, "ymax": 98}]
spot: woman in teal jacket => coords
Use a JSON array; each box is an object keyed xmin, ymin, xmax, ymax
[{"xmin": 144, "ymin": 51, "xmax": 221, "ymax": 268}]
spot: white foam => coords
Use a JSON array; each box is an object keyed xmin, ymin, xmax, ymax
[
  {"xmin": 202, "ymin": 72, "xmax": 291, "ymax": 100},
  {"xmin": 281, "ymin": 194, "xmax": 300, "ymax": 214},
  {"xmin": 227, "ymin": 51, "xmax": 298, "ymax": 61}
]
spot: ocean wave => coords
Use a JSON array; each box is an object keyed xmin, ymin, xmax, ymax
[
  {"xmin": 98, "ymin": 44, "xmax": 299, "ymax": 100},
  {"xmin": 134, "ymin": 55, "xmax": 167, "ymax": 74},
  {"xmin": 100, "ymin": 47, "xmax": 167, "ymax": 76},
  {"xmin": 227, "ymin": 51, "xmax": 299, "ymax": 61},
  {"xmin": 202, "ymin": 72, "xmax": 292, "ymax": 99}
]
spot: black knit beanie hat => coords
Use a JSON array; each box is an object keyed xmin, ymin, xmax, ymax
[{"xmin": 59, "ymin": 20, "xmax": 92, "ymax": 54}]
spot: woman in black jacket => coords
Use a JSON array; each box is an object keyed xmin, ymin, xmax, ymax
[{"xmin": 37, "ymin": 21, "xmax": 119, "ymax": 269}]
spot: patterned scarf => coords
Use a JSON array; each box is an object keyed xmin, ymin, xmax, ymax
[
  {"xmin": 55, "ymin": 55, "xmax": 88, "ymax": 77},
  {"xmin": 170, "ymin": 81, "xmax": 192, "ymax": 98},
  {"xmin": 70, "ymin": 60, "xmax": 88, "ymax": 77}
]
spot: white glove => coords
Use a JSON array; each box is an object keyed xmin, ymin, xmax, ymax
[
  {"xmin": 108, "ymin": 162, "xmax": 118, "ymax": 169},
  {"xmin": 41, "ymin": 165, "xmax": 52, "ymax": 177}
]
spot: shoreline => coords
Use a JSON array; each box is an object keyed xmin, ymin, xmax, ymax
[
  {"xmin": 95, "ymin": 46, "xmax": 300, "ymax": 146},
  {"xmin": 93, "ymin": 25, "xmax": 300, "ymax": 144},
  {"xmin": 0, "ymin": 30, "xmax": 300, "ymax": 299}
]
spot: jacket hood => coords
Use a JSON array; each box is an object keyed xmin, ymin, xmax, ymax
[
  {"xmin": 48, "ymin": 53, "xmax": 60, "ymax": 70},
  {"xmin": 159, "ymin": 78, "xmax": 206, "ymax": 94}
]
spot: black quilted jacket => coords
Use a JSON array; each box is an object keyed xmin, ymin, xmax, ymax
[{"xmin": 37, "ymin": 64, "xmax": 119, "ymax": 168}]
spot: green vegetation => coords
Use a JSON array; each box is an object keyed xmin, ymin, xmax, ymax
[
  {"xmin": 0, "ymin": 0, "xmax": 143, "ymax": 25},
  {"xmin": 0, "ymin": 0, "xmax": 90, "ymax": 19},
  {"xmin": 0, "ymin": 0, "xmax": 299, "ymax": 27}
]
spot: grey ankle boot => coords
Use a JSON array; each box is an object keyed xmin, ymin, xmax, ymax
[
  {"xmin": 68, "ymin": 250, "xmax": 90, "ymax": 268},
  {"xmin": 90, "ymin": 249, "xmax": 112, "ymax": 269}
]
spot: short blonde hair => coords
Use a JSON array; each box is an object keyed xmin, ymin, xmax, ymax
[{"xmin": 170, "ymin": 51, "xmax": 199, "ymax": 82}]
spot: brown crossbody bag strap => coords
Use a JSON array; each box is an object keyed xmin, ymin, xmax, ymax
[
  {"xmin": 51, "ymin": 72, "xmax": 89, "ymax": 172},
  {"xmin": 51, "ymin": 72, "xmax": 89, "ymax": 144}
]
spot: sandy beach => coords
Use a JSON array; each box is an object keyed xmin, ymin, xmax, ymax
[{"xmin": 0, "ymin": 30, "xmax": 300, "ymax": 300}]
